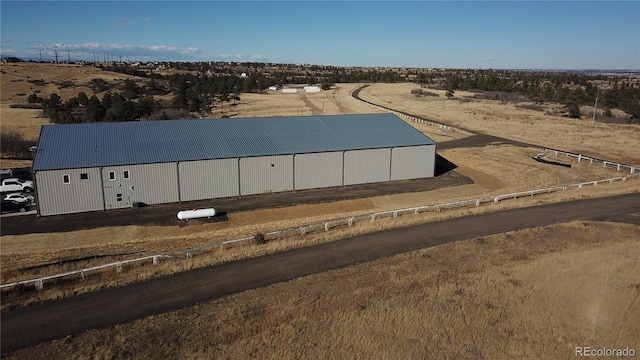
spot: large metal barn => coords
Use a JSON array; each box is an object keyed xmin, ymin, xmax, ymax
[{"xmin": 32, "ymin": 113, "xmax": 436, "ymax": 216}]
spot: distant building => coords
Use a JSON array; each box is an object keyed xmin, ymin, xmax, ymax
[
  {"xmin": 268, "ymin": 86, "xmax": 278, "ymax": 91},
  {"xmin": 304, "ymin": 86, "xmax": 320, "ymax": 93},
  {"xmin": 32, "ymin": 114, "xmax": 436, "ymax": 216}
]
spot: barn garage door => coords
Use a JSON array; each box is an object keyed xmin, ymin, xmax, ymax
[{"xmin": 343, "ymin": 148, "xmax": 391, "ymax": 186}]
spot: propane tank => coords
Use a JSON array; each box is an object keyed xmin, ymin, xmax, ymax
[{"xmin": 177, "ymin": 208, "xmax": 216, "ymax": 220}]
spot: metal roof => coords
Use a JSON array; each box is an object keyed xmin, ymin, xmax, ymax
[{"xmin": 33, "ymin": 113, "xmax": 436, "ymax": 171}]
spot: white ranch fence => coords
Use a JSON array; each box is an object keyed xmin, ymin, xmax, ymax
[
  {"xmin": 3, "ymin": 170, "xmax": 637, "ymax": 291},
  {"xmin": 3, "ymin": 89, "xmax": 638, "ymax": 291},
  {"xmin": 543, "ymin": 148, "xmax": 638, "ymax": 175}
]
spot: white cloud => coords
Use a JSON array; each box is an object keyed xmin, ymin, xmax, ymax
[
  {"xmin": 118, "ymin": 19, "xmax": 132, "ymax": 27},
  {"xmin": 484, "ymin": 56, "xmax": 495, "ymax": 61},
  {"xmin": 182, "ymin": 47, "xmax": 199, "ymax": 54},
  {"xmin": 25, "ymin": 42, "xmax": 201, "ymax": 61},
  {"xmin": 144, "ymin": 17, "xmax": 151, "ymax": 23}
]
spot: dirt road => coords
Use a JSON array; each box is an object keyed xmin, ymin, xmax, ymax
[{"xmin": 2, "ymin": 193, "xmax": 639, "ymax": 354}]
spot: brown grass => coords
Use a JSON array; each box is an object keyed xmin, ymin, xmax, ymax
[
  {"xmin": 2, "ymin": 176, "xmax": 638, "ymax": 310},
  {"xmin": 357, "ymin": 83, "xmax": 640, "ymax": 165},
  {"xmin": 2, "ymin": 68, "xmax": 639, "ymax": 357},
  {"xmin": 0, "ymin": 63, "xmax": 156, "ymax": 140},
  {"xmin": 6, "ymin": 221, "xmax": 639, "ymax": 359}
]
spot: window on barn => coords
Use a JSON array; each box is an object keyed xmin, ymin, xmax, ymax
[
  {"xmin": 123, "ymin": 170, "xmax": 130, "ymax": 179},
  {"xmin": 80, "ymin": 173, "xmax": 89, "ymax": 180},
  {"xmin": 116, "ymin": 193, "xmax": 123, "ymax": 202},
  {"xmin": 63, "ymin": 174, "xmax": 70, "ymax": 184},
  {"xmin": 109, "ymin": 171, "xmax": 116, "ymax": 181}
]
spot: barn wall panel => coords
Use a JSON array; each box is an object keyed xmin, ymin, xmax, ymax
[
  {"xmin": 294, "ymin": 152, "xmax": 343, "ymax": 190},
  {"xmin": 35, "ymin": 168, "xmax": 104, "ymax": 216},
  {"xmin": 343, "ymin": 148, "xmax": 391, "ymax": 186},
  {"xmin": 239, "ymin": 155, "xmax": 293, "ymax": 196},
  {"xmin": 178, "ymin": 158, "xmax": 239, "ymax": 201},
  {"xmin": 102, "ymin": 163, "xmax": 179, "ymax": 209},
  {"xmin": 390, "ymin": 145, "xmax": 436, "ymax": 180}
]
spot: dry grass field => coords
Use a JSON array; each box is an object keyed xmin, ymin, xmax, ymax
[
  {"xmin": 6, "ymin": 221, "xmax": 639, "ymax": 359},
  {"xmin": 357, "ymin": 83, "xmax": 640, "ymax": 165},
  {"xmin": 1, "ymin": 64, "xmax": 639, "ymax": 357},
  {"xmin": 0, "ymin": 63, "xmax": 151, "ymax": 139}
]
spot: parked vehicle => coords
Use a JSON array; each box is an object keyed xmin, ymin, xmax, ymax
[
  {"xmin": 0, "ymin": 178, "xmax": 34, "ymax": 193},
  {"xmin": 1, "ymin": 168, "xmax": 32, "ymax": 181},
  {"xmin": 3, "ymin": 193, "xmax": 34, "ymax": 204},
  {"xmin": 1, "ymin": 199, "xmax": 31, "ymax": 213}
]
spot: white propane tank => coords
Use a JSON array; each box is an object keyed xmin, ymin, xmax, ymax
[{"xmin": 177, "ymin": 208, "xmax": 216, "ymax": 220}]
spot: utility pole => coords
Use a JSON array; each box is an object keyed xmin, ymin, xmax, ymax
[
  {"xmin": 39, "ymin": 50, "xmax": 43, "ymax": 63},
  {"xmin": 67, "ymin": 50, "xmax": 71, "ymax": 63},
  {"xmin": 54, "ymin": 50, "xmax": 58, "ymax": 64},
  {"xmin": 592, "ymin": 87, "xmax": 599, "ymax": 121}
]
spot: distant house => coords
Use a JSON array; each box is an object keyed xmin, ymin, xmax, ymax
[
  {"xmin": 268, "ymin": 86, "xmax": 278, "ymax": 91},
  {"xmin": 304, "ymin": 86, "xmax": 320, "ymax": 93}
]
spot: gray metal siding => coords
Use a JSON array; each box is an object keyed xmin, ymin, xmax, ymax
[
  {"xmin": 178, "ymin": 158, "xmax": 239, "ymax": 201},
  {"xmin": 294, "ymin": 152, "xmax": 343, "ymax": 190},
  {"xmin": 390, "ymin": 145, "xmax": 436, "ymax": 180},
  {"xmin": 102, "ymin": 163, "xmax": 179, "ymax": 209},
  {"xmin": 343, "ymin": 148, "xmax": 391, "ymax": 185},
  {"xmin": 239, "ymin": 155, "xmax": 294, "ymax": 196},
  {"xmin": 35, "ymin": 168, "xmax": 104, "ymax": 216}
]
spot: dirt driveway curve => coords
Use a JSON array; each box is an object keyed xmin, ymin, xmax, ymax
[{"xmin": 2, "ymin": 193, "xmax": 639, "ymax": 354}]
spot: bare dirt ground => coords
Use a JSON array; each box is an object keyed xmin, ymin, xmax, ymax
[{"xmin": 1, "ymin": 65, "xmax": 639, "ymax": 358}]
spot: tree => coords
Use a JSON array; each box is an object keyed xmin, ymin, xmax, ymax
[
  {"xmin": 42, "ymin": 93, "xmax": 62, "ymax": 117},
  {"xmin": 86, "ymin": 95, "xmax": 105, "ymax": 122},
  {"xmin": 1, "ymin": 131, "xmax": 33, "ymax": 159},
  {"xmin": 604, "ymin": 108, "xmax": 612, "ymax": 117},
  {"xmin": 28, "ymin": 93, "xmax": 43, "ymax": 104},
  {"xmin": 136, "ymin": 95, "xmax": 157, "ymax": 119},
  {"xmin": 219, "ymin": 92, "xmax": 229, "ymax": 106},
  {"xmin": 566, "ymin": 103, "xmax": 581, "ymax": 119},
  {"xmin": 76, "ymin": 91, "xmax": 89, "ymax": 106}
]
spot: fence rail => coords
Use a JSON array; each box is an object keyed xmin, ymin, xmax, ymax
[
  {"xmin": 0, "ymin": 255, "xmax": 170, "ymax": 290},
  {"xmin": 544, "ymin": 148, "xmax": 639, "ymax": 175},
  {"xmin": 351, "ymin": 85, "xmax": 639, "ymax": 175},
  {"xmin": 350, "ymin": 84, "xmax": 456, "ymax": 131},
  {"xmin": 4, "ymin": 89, "xmax": 638, "ymax": 292},
  {"xmin": 3, "ymin": 172, "xmax": 637, "ymax": 292}
]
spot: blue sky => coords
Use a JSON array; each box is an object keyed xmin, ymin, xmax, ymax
[{"xmin": 1, "ymin": 1, "xmax": 638, "ymax": 69}]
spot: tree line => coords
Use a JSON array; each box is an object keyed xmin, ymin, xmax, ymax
[
  {"xmin": 430, "ymin": 70, "xmax": 639, "ymax": 119},
  {"xmin": 28, "ymin": 79, "xmax": 162, "ymax": 124},
  {"xmin": 27, "ymin": 63, "xmax": 640, "ymax": 124}
]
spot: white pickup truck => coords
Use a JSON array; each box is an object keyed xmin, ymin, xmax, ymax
[{"xmin": 0, "ymin": 178, "xmax": 34, "ymax": 193}]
